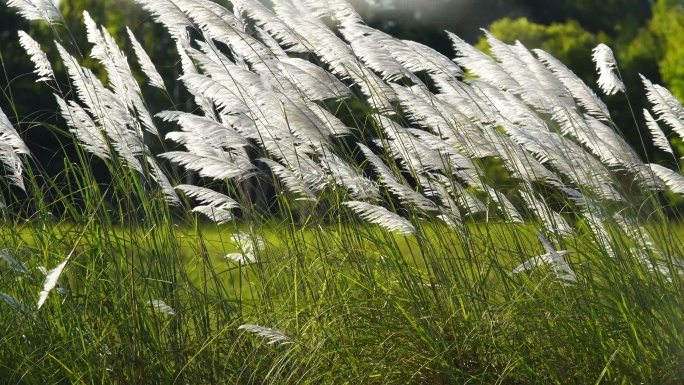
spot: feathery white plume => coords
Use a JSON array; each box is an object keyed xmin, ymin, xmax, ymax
[
  {"xmin": 126, "ymin": 27, "xmax": 166, "ymax": 91},
  {"xmin": 519, "ymin": 189, "xmax": 573, "ymax": 237},
  {"xmin": 534, "ymin": 48, "xmax": 610, "ymax": 120},
  {"xmin": 649, "ymin": 164, "xmax": 684, "ymax": 195},
  {"xmin": 147, "ymin": 157, "xmax": 180, "ymax": 206},
  {"xmin": 134, "ymin": 0, "xmax": 193, "ymax": 39},
  {"xmin": 447, "ymin": 31, "xmax": 521, "ymax": 92},
  {"xmin": 37, "ymin": 258, "xmax": 69, "ymax": 309},
  {"xmin": 238, "ymin": 324, "xmax": 292, "ymax": 345},
  {"xmin": 147, "ymin": 299, "xmax": 176, "ymax": 316},
  {"xmin": 225, "ymin": 232, "xmax": 264, "ymax": 264},
  {"xmin": 259, "ymin": 158, "xmax": 317, "ymax": 201},
  {"xmin": 161, "ymin": 151, "xmax": 255, "ymax": 181},
  {"xmin": 644, "ymin": 109, "xmax": 674, "ymax": 154},
  {"xmin": 320, "ymin": 153, "xmax": 379, "ymax": 199},
  {"xmin": 7, "ymin": 0, "xmax": 61, "ymax": 23},
  {"xmin": 0, "ymin": 106, "xmax": 28, "ymax": 190},
  {"xmin": 175, "ymin": 185, "xmax": 239, "ymax": 210},
  {"xmin": 17, "ymin": 31, "xmax": 54, "ymax": 82},
  {"xmin": 512, "ymin": 231, "xmax": 577, "ymax": 283},
  {"xmin": 592, "ymin": 44, "xmax": 625, "ymax": 95},
  {"xmin": 224, "ymin": 252, "xmax": 257, "ymax": 264},
  {"xmin": 641, "ymin": 75, "xmax": 684, "ymax": 140},
  {"xmin": 192, "ymin": 206, "xmax": 233, "ymax": 224},
  {"xmin": 343, "ymin": 201, "xmax": 415, "ymax": 235},
  {"xmin": 56, "ymin": 97, "xmax": 111, "ymax": 160},
  {"xmin": 358, "ymin": 143, "xmax": 437, "ymax": 212}
]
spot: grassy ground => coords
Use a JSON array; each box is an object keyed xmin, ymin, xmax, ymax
[{"xmin": 1, "ymin": 217, "xmax": 683, "ymax": 383}]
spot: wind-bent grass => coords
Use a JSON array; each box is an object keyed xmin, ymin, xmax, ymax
[{"xmin": 1, "ymin": 0, "xmax": 684, "ymax": 383}]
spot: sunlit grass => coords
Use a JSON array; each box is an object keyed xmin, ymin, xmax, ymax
[{"xmin": 1, "ymin": 0, "xmax": 684, "ymax": 383}]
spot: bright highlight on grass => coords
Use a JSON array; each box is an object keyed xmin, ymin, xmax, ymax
[{"xmin": 1, "ymin": 0, "xmax": 684, "ymax": 383}]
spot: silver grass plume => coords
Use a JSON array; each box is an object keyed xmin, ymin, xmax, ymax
[
  {"xmin": 134, "ymin": 0, "xmax": 193, "ymax": 39},
  {"xmin": 225, "ymin": 232, "xmax": 265, "ymax": 264},
  {"xmin": 192, "ymin": 206, "xmax": 233, "ymax": 224},
  {"xmin": 518, "ymin": 189, "xmax": 573, "ymax": 237},
  {"xmin": 160, "ymin": 151, "xmax": 255, "ymax": 181},
  {"xmin": 447, "ymin": 31, "xmax": 521, "ymax": 93},
  {"xmin": 592, "ymin": 44, "xmax": 625, "ymax": 95},
  {"xmin": 234, "ymin": 0, "xmax": 314, "ymax": 53},
  {"xmin": 482, "ymin": 32, "xmax": 574, "ymax": 111},
  {"xmin": 238, "ymin": 324, "xmax": 292, "ymax": 345},
  {"xmin": 7, "ymin": 0, "xmax": 61, "ymax": 24},
  {"xmin": 55, "ymin": 97, "xmax": 111, "ymax": 160},
  {"xmin": 54, "ymin": 42, "xmax": 146, "ymax": 173},
  {"xmin": 146, "ymin": 157, "xmax": 181, "ymax": 206},
  {"xmin": 641, "ymin": 75, "xmax": 684, "ymax": 140},
  {"xmin": 37, "ymin": 259, "xmax": 69, "ymax": 309},
  {"xmin": 481, "ymin": 185, "xmax": 523, "ymax": 223},
  {"xmin": 126, "ymin": 27, "xmax": 167, "ymax": 91},
  {"xmin": 159, "ymin": 111, "xmax": 249, "ymax": 152},
  {"xmin": 17, "ymin": 31, "xmax": 54, "ymax": 82},
  {"xmin": 534, "ymin": 48, "xmax": 610, "ymax": 120},
  {"xmin": 358, "ymin": 143, "xmax": 437, "ymax": 212},
  {"xmin": 649, "ymin": 164, "xmax": 684, "ymax": 195},
  {"xmin": 343, "ymin": 201, "xmax": 415, "ymax": 235},
  {"xmin": 83, "ymin": 11, "xmax": 158, "ymax": 137},
  {"xmin": 259, "ymin": 158, "xmax": 317, "ymax": 202},
  {"xmin": 175, "ymin": 185, "xmax": 240, "ymax": 210},
  {"xmin": 0, "ymin": 106, "xmax": 29, "ymax": 190},
  {"xmin": 512, "ymin": 231, "xmax": 577, "ymax": 284},
  {"xmin": 578, "ymin": 198, "xmax": 616, "ymax": 258},
  {"xmin": 644, "ymin": 109, "xmax": 674, "ymax": 155},
  {"xmin": 319, "ymin": 153, "xmax": 379, "ymax": 199},
  {"xmin": 147, "ymin": 300, "xmax": 176, "ymax": 316}
]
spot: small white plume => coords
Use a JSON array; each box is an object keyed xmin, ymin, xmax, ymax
[
  {"xmin": 17, "ymin": 31, "xmax": 54, "ymax": 82},
  {"xmin": 343, "ymin": 201, "xmax": 415, "ymax": 235},
  {"xmin": 126, "ymin": 27, "xmax": 167, "ymax": 91},
  {"xmin": 512, "ymin": 231, "xmax": 577, "ymax": 284},
  {"xmin": 644, "ymin": 109, "xmax": 674, "ymax": 155},
  {"xmin": 7, "ymin": 0, "xmax": 61, "ymax": 23},
  {"xmin": 147, "ymin": 299, "xmax": 176, "ymax": 316},
  {"xmin": 592, "ymin": 44, "xmax": 625, "ymax": 95},
  {"xmin": 238, "ymin": 324, "xmax": 292, "ymax": 345},
  {"xmin": 37, "ymin": 258, "xmax": 69, "ymax": 309}
]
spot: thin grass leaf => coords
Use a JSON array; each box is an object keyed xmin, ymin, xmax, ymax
[
  {"xmin": 0, "ymin": 293, "xmax": 25, "ymax": 311},
  {"xmin": 0, "ymin": 250, "xmax": 28, "ymax": 274}
]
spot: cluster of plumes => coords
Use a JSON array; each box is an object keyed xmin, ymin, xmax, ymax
[{"xmin": 5, "ymin": 0, "xmax": 684, "ymax": 285}]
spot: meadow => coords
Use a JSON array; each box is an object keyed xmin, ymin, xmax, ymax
[{"xmin": 1, "ymin": 0, "xmax": 684, "ymax": 383}]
